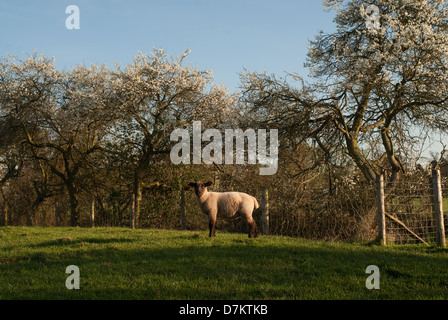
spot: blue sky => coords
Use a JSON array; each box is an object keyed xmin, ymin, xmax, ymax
[
  {"xmin": 0, "ymin": 0, "xmax": 336, "ymax": 92},
  {"xmin": 0, "ymin": 1, "xmax": 445, "ymax": 160}
]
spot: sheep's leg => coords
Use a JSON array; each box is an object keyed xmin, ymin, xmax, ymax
[
  {"xmin": 247, "ymin": 217, "xmax": 258, "ymax": 238},
  {"xmin": 209, "ymin": 218, "xmax": 216, "ymax": 237}
]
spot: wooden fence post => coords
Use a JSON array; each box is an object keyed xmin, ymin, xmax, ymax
[
  {"xmin": 54, "ymin": 199, "xmax": 59, "ymax": 227},
  {"xmin": 376, "ymin": 174, "xmax": 386, "ymax": 245},
  {"xmin": 27, "ymin": 206, "xmax": 32, "ymax": 227},
  {"xmin": 130, "ymin": 194, "xmax": 135, "ymax": 229},
  {"xmin": 2, "ymin": 201, "xmax": 7, "ymax": 226},
  {"xmin": 180, "ymin": 187, "xmax": 186, "ymax": 230},
  {"xmin": 432, "ymin": 169, "xmax": 446, "ymax": 247},
  {"xmin": 261, "ymin": 187, "xmax": 269, "ymax": 235},
  {"xmin": 41, "ymin": 207, "xmax": 47, "ymax": 227},
  {"xmin": 90, "ymin": 196, "xmax": 95, "ymax": 228}
]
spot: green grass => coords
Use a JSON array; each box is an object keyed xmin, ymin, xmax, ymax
[{"xmin": 0, "ymin": 226, "xmax": 447, "ymax": 300}]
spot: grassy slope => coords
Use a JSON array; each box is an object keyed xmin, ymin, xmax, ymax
[{"xmin": 0, "ymin": 226, "xmax": 447, "ymax": 300}]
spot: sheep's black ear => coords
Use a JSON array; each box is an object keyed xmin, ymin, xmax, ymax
[
  {"xmin": 204, "ymin": 181, "xmax": 213, "ymax": 187},
  {"xmin": 188, "ymin": 182, "xmax": 196, "ymax": 187}
]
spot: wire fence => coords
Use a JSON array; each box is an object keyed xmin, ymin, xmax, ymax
[
  {"xmin": 384, "ymin": 180, "xmax": 439, "ymax": 245},
  {"xmin": 267, "ymin": 182, "xmax": 378, "ymax": 242},
  {"xmin": 265, "ymin": 171, "xmax": 447, "ymax": 246}
]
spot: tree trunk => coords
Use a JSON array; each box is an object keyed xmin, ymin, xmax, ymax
[
  {"xmin": 27, "ymin": 193, "xmax": 47, "ymax": 227},
  {"xmin": 67, "ymin": 180, "xmax": 80, "ymax": 227},
  {"xmin": 345, "ymin": 135, "xmax": 377, "ymax": 182},
  {"xmin": 380, "ymin": 126, "xmax": 403, "ymax": 184}
]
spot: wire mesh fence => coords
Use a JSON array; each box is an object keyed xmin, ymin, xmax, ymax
[
  {"xmin": 384, "ymin": 179, "xmax": 438, "ymax": 245},
  {"xmin": 266, "ymin": 170, "xmax": 446, "ymax": 246}
]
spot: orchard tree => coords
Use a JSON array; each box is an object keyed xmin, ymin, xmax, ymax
[
  {"xmin": 0, "ymin": 53, "xmax": 114, "ymax": 226},
  {"xmin": 110, "ymin": 48, "xmax": 235, "ymax": 227},
  {"xmin": 241, "ymin": 0, "xmax": 448, "ymax": 183},
  {"xmin": 0, "ymin": 53, "xmax": 60, "ymax": 223},
  {"xmin": 40, "ymin": 63, "xmax": 114, "ymax": 226}
]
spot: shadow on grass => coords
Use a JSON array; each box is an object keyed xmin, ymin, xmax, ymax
[
  {"xmin": 2, "ymin": 237, "xmax": 135, "ymax": 251},
  {"xmin": 1, "ymin": 239, "xmax": 448, "ymax": 300},
  {"xmin": 30, "ymin": 237, "xmax": 136, "ymax": 248}
]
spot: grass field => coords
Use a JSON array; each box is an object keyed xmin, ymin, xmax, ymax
[{"xmin": 0, "ymin": 226, "xmax": 447, "ymax": 300}]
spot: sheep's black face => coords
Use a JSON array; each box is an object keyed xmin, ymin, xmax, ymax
[{"xmin": 188, "ymin": 181, "xmax": 212, "ymax": 198}]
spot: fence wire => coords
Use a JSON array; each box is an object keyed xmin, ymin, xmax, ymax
[
  {"xmin": 384, "ymin": 180, "xmax": 438, "ymax": 245},
  {"xmin": 267, "ymin": 183, "xmax": 378, "ymax": 242},
  {"xmin": 267, "ymin": 175, "xmax": 446, "ymax": 245}
]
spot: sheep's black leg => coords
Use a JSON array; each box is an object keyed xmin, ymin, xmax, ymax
[
  {"xmin": 209, "ymin": 219, "xmax": 216, "ymax": 237},
  {"xmin": 252, "ymin": 221, "xmax": 259, "ymax": 238},
  {"xmin": 248, "ymin": 219, "xmax": 258, "ymax": 238}
]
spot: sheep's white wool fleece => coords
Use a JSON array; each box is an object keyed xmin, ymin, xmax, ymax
[{"xmin": 198, "ymin": 191, "xmax": 259, "ymax": 220}]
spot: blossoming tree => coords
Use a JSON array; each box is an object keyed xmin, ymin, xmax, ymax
[
  {"xmin": 241, "ymin": 0, "xmax": 448, "ymax": 183},
  {"xmin": 109, "ymin": 48, "xmax": 235, "ymax": 227}
]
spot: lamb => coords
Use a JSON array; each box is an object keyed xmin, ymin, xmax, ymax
[{"xmin": 188, "ymin": 181, "xmax": 259, "ymax": 238}]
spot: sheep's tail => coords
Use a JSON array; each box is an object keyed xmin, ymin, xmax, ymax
[{"xmin": 252, "ymin": 196, "xmax": 260, "ymax": 210}]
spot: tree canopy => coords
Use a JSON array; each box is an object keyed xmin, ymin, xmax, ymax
[{"xmin": 241, "ymin": 0, "xmax": 448, "ymax": 183}]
